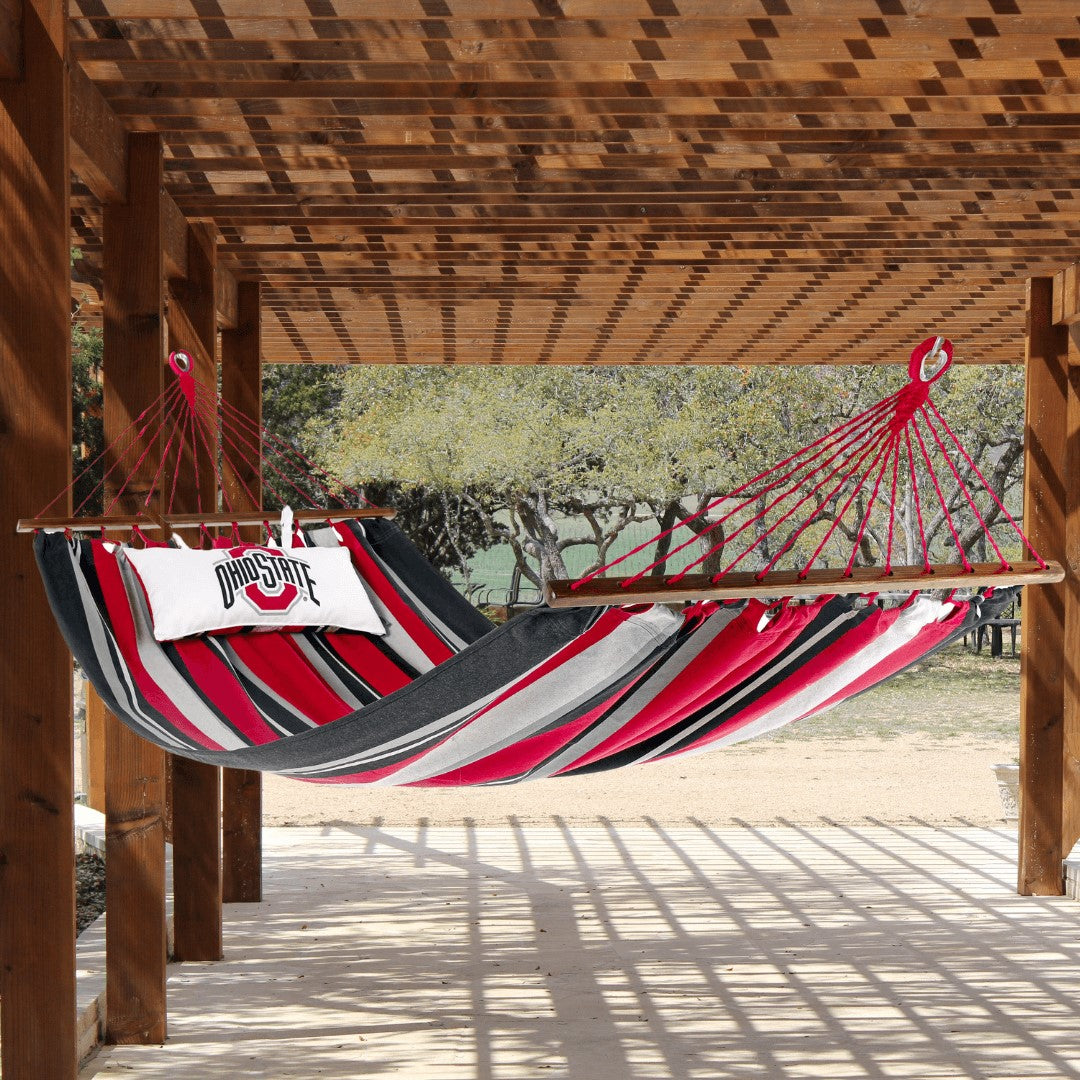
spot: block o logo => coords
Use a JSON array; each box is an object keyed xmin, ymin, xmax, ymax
[{"xmin": 213, "ymin": 547, "xmax": 321, "ymax": 615}]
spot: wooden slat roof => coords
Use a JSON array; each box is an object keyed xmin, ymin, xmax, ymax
[{"xmin": 68, "ymin": 3, "xmax": 1080, "ymax": 365}]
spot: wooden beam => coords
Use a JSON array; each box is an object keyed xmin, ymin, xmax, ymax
[
  {"xmin": 1063, "ymin": 324, "xmax": 1080, "ymax": 870},
  {"xmin": 548, "ymin": 561, "xmax": 1064, "ymax": 609},
  {"xmin": 0, "ymin": 1, "xmax": 76, "ymax": 1074},
  {"xmin": 86, "ymin": 686, "xmax": 107, "ymax": 813},
  {"xmin": 102, "ymin": 130, "xmax": 168, "ymax": 1043},
  {"xmin": 1019, "ymin": 276, "xmax": 1072, "ymax": 897},
  {"xmin": 69, "ymin": 59, "xmax": 126, "ymax": 203},
  {"xmin": 216, "ymin": 264, "xmax": 238, "ymax": 330},
  {"xmin": 162, "ymin": 189, "xmax": 188, "ymax": 281},
  {"xmin": 0, "ymin": 0, "xmax": 20, "ymax": 78},
  {"xmin": 221, "ymin": 280, "xmax": 263, "ymax": 904},
  {"xmin": 167, "ymin": 219, "xmax": 224, "ymax": 963}
]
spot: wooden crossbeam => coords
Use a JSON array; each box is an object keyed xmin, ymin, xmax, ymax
[
  {"xmin": 62, "ymin": 4, "xmax": 1080, "ymax": 369},
  {"xmin": 545, "ymin": 561, "xmax": 1064, "ymax": 609},
  {"xmin": 17, "ymin": 508, "xmax": 396, "ymax": 532}
]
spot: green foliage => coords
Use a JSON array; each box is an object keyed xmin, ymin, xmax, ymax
[
  {"xmin": 314, "ymin": 362, "xmax": 1026, "ymax": 589},
  {"xmin": 71, "ymin": 323, "xmax": 104, "ymax": 515}
]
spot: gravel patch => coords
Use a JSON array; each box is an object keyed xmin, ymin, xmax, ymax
[{"xmin": 76, "ymin": 850, "xmax": 105, "ymax": 934}]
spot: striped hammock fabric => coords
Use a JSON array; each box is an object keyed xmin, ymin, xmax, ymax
[{"xmin": 37, "ymin": 518, "xmax": 1012, "ymax": 786}]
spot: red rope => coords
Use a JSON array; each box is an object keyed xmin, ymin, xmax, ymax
[
  {"xmin": 918, "ymin": 405, "xmax": 1010, "ymax": 569},
  {"xmin": 195, "ymin": 383, "xmax": 350, "ymax": 510},
  {"xmin": 101, "ymin": 385, "xmax": 187, "ymax": 519},
  {"xmin": 193, "ymin": 386, "xmax": 322, "ymax": 511},
  {"xmin": 842, "ymin": 433, "xmax": 897, "ymax": 577},
  {"xmin": 62, "ymin": 380, "xmax": 183, "ymax": 519},
  {"xmin": 925, "ymin": 399, "xmax": 1045, "ymax": 568},
  {"xmin": 637, "ymin": 402, "xmax": 898, "ymax": 586},
  {"xmin": 909, "ymin": 415, "xmax": 972, "ymax": 572},
  {"xmin": 206, "ymin": 383, "xmax": 372, "ymax": 507},
  {"xmin": 138, "ymin": 394, "xmax": 189, "ymax": 518},
  {"xmin": 904, "ymin": 426, "xmax": 931, "ymax": 572},
  {"xmin": 767, "ymin": 425, "xmax": 893, "ymax": 582},
  {"xmin": 884, "ymin": 438, "xmax": 901, "ymax": 575},
  {"xmin": 667, "ymin": 410, "xmax": 896, "ymax": 584},
  {"xmin": 574, "ymin": 391, "xmax": 902, "ymax": 589}
]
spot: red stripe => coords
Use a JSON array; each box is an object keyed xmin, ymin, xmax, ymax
[
  {"xmin": 169, "ymin": 638, "xmax": 280, "ymax": 745},
  {"xmin": 559, "ymin": 600, "xmax": 823, "ymax": 771},
  {"xmin": 333, "ymin": 523, "xmax": 454, "ymax": 664},
  {"xmin": 321, "ymin": 632, "xmax": 414, "ymax": 697},
  {"xmin": 413, "ymin": 683, "xmax": 637, "ymax": 787},
  {"xmin": 91, "ymin": 543, "xmax": 223, "ymax": 749},
  {"xmin": 800, "ymin": 601, "xmax": 967, "ymax": 718},
  {"xmin": 675, "ymin": 603, "xmax": 905, "ymax": 755},
  {"xmin": 227, "ymin": 632, "xmax": 353, "ymax": 726}
]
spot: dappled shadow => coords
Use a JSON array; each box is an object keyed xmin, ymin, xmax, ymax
[{"xmin": 82, "ymin": 820, "xmax": 1080, "ymax": 1079}]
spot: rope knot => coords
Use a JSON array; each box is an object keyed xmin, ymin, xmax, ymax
[{"xmin": 890, "ymin": 379, "xmax": 930, "ymax": 433}]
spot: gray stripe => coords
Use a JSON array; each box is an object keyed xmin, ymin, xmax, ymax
[
  {"xmin": 309, "ymin": 528, "xmax": 435, "ymax": 673},
  {"xmin": 527, "ymin": 604, "xmax": 743, "ymax": 779},
  {"xmin": 67, "ymin": 543, "xmax": 189, "ymax": 751},
  {"xmin": 116, "ymin": 553, "xmax": 248, "ymax": 751},
  {"xmin": 379, "ymin": 606, "xmax": 680, "ymax": 785},
  {"xmin": 699, "ymin": 595, "xmax": 949, "ymax": 751},
  {"xmin": 636, "ymin": 605, "xmax": 862, "ymax": 763}
]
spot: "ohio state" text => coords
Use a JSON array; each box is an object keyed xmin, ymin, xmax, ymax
[{"xmin": 214, "ymin": 551, "xmax": 321, "ymax": 609}]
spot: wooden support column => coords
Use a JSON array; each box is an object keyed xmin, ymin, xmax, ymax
[
  {"xmin": 167, "ymin": 223, "xmax": 224, "ymax": 961},
  {"xmin": 220, "ymin": 280, "xmax": 263, "ymax": 903},
  {"xmin": 0, "ymin": 0, "xmax": 76, "ymax": 1074},
  {"xmin": 1019, "ymin": 275, "xmax": 1077, "ymax": 895},
  {"xmin": 102, "ymin": 131, "xmax": 168, "ymax": 1042},
  {"xmin": 85, "ymin": 686, "xmax": 107, "ymax": 812}
]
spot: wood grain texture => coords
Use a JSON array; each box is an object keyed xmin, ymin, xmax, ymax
[
  {"xmin": 1019, "ymin": 277, "xmax": 1070, "ymax": 897},
  {"xmin": 171, "ymin": 757, "xmax": 222, "ymax": 961},
  {"xmin": 220, "ymin": 279, "xmax": 263, "ymax": 903},
  {"xmin": 105, "ymin": 709, "xmax": 167, "ymax": 1043},
  {"xmin": 548, "ymin": 561, "xmax": 1064, "ymax": 609},
  {"xmin": 222, "ymin": 768, "xmax": 262, "ymax": 903},
  {"xmin": 69, "ymin": 58, "xmax": 126, "ymax": 202},
  {"xmin": 0, "ymin": 0, "xmax": 20, "ymax": 78},
  {"xmin": 1063, "ymin": 331, "xmax": 1080, "ymax": 864},
  {"xmin": 0, "ymin": 2, "xmax": 76, "ymax": 1073},
  {"xmin": 64, "ymin": 7, "xmax": 1080, "ymax": 366},
  {"xmin": 167, "ymin": 215, "xmax": 225, "ymax": 960},
  {"xmin": 102, "ymin": 129, "xmax": 169, "ymax": 1043},
  {"xmin": 86, "ymin": 685, "xmax": 107, "ymax": 813}
]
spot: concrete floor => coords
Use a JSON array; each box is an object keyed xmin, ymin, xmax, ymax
[{"xmin": 81, "ymin": 822, "xmax": 1080, "ymax": 1079}]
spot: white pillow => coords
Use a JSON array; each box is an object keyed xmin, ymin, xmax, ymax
[{"xmin": 122, "ymin": 544, "xmax": 386, "ymax": 641}]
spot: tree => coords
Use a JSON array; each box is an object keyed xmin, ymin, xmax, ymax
[{"xmin": 315, "ymin": 362, "xmax": 1027, "ymax": 591}]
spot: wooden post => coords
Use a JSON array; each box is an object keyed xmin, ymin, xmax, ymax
[
  {"xmin": 220, "ymin": 280, "xmax": 263, "ymax": 903},
  {"xmin": 102, "ymin": 131, "xmax": 168, "ymax": 1042},
  {"xmin": 86, "ymin": 685, "xmax": 107, "ymax": 813},
  {"xmin": 1019, "ymin": 276, "xmax": 1074, "ymax": 895},
  {"xmin": 0, "ymin": 0, "xmax": 77, "ymax": 1074},
  {"xmin": 1063, "ymin": 318, "xmax": 1080, "ymax": 867},
  {"xmin": 168, "ymin": 223, "xmax": 224, "ymax": 961}
]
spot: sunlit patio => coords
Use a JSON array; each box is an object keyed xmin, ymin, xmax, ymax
[{"xmin": 79, "ymin": 822, "xmax": 1080, "ymax": 1079}]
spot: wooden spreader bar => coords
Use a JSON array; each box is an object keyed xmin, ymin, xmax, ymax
[
  {"xmin": 17, "ymin": 507, "xmax": 395, "ymax": 533},
  {"xmin": 545, "ymin": 560, "xmax": 1064, "ymax": 609}
]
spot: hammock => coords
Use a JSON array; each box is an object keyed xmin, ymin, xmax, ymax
[{"xmin": 29, "ymin": 338, "xmax": 1056, "ymax": 786}]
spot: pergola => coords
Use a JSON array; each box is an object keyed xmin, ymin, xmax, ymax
[{"xmin": 1, "ymin": 3, "xmax": 1079, "ymax": 1076}]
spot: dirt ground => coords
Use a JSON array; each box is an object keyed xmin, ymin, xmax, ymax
[{"xmin": 263, "ymin": 645, "xmax": 1021, "ymax": 828}]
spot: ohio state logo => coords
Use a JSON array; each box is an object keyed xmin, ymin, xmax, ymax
[{"xmin": 213, "ymin": 547, "xmax": 321, "ymax": 615}]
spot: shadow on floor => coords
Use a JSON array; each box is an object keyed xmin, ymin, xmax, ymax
[{"xmin": 82, "ymin": 819, "xmax": 1080, "ymax": 1079}]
